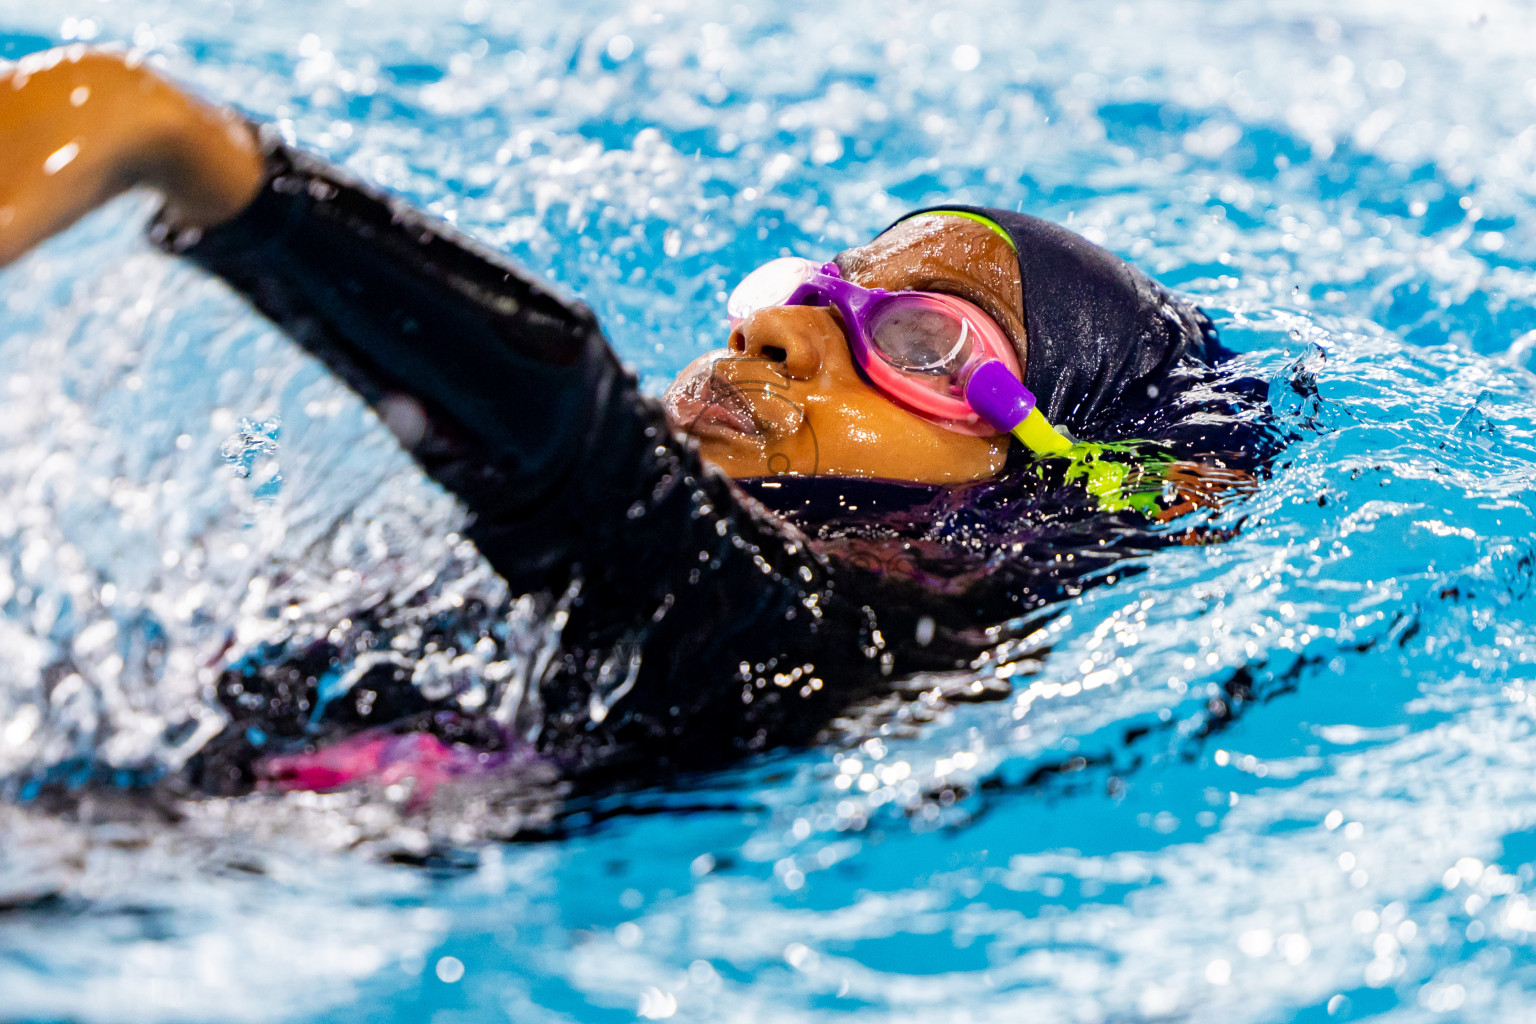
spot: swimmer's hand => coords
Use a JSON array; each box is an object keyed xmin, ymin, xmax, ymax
[
  {"xmin": 0, "ymin": 46, "xmax": 262, "ymax": 268},
  {"xmin": 1156, "ymin": 461, "xmax": 1257, "ymax": 522}
]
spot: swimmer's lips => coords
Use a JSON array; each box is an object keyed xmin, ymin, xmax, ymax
[
  {"xmin": 665, "ymin": 356, "xmax": 770, "ymax": 441},
  {"xmin": 692, "ymin": 387, "xmax": 763, "ymax": 439}
]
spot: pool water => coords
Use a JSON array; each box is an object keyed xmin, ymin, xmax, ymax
[{"xmin": 4, "ymin": 0, "xmax": 1536, "ymax": 1020}]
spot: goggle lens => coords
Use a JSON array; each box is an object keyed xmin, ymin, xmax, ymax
[
  {"xmin": 726, "ymin": 257, "xmax": 820, "ymax": 324},
  {"xmin": 867, "ymin": 300, "xmax": 975, "ymax": 377}
]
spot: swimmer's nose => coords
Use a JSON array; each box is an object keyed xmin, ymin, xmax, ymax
[{"xmin": 727, "ymin": 306, "xmax": 834, "ymax": 381}]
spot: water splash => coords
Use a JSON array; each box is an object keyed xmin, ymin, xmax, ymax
[{"xmin": 218, "ymin": 415, "xmax": 280, "ymax": 487}]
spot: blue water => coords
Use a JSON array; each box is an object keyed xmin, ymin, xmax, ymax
[{"xmin": 3, "ymin": 1, "xmax": 1536, "ymax": 1021}]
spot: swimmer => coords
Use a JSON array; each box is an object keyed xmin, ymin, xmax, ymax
[{"xmin": 0, "ymin": 49, "xmax": 1269, "ymax": 793}]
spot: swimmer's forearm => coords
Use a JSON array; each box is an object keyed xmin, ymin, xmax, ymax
[{"xmin": 0, "ymin": 47, "xmax": 262, "ymax": 267}]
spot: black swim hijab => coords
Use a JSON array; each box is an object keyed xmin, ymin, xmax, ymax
[{"xmin": 895, "ymin": 205, "xmax": 1216, "ymax": 434}]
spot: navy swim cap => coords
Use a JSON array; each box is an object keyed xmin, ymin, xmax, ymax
[{"xmin": 893, "ymin": 206, "xmax": 1215, "ymax": 433}]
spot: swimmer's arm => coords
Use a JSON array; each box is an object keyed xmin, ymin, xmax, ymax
[
  {"xmin": 154, "ymin": 148, "xmax": 906, "ymax": 765},
  {"xmin": 0, "ymin": 47, "xmax": 261, "ymax": 267}
]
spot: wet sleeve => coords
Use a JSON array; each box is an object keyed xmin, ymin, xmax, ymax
[{"xmin": 151, "ymin": 129, "xmax": 907, "ymax": 771}]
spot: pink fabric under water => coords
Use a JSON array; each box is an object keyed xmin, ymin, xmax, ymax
[{"xmin": 259, "ymin": 731, "xmax": 504, "ymax": 799}]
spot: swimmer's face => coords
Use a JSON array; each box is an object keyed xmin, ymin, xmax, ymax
[{"xmin": 661, "ymin": 215, "xmax": 1027, "ymax": 484}]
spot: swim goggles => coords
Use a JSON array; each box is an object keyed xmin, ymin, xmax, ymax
[{"xmin": 726, "ymin": 258, "xmax": 1072, "ymax": 456}]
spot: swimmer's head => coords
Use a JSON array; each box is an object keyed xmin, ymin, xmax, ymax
[{"xmin": 662, "ymin": 212, "xmax": 1028, "ymax": 485}]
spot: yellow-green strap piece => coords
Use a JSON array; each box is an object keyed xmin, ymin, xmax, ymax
[
  {"xmin": 1021, "ymin": 435, "xmax": 1177, "ymax": 517},
  {"xmin": 1059, "ymin": 441, "xmax": 1175, "ymax": 516},
  {"xmin": 1010, "ymin": 408, "xmax": 1071, "ymax": 455}
]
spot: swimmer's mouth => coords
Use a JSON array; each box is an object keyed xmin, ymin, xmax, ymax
[
  {"xmin": 664, "ymin": 355, "xmax": 767, "ymax": 441},
  {"xmin": 693, "ymin": 380, "xmax": 762, "ymax": 438}
]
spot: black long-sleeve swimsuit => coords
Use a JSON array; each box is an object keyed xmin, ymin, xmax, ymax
[{"xmin": 157, "ymin": 133, "xmax": 1267, "ymax": 792}]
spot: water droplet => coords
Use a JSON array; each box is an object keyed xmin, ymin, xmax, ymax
[
  {"xmin": 219, "ymin": 418, "xmax": 281, "ymax": 480},
  {"xmin": 434, "ymin": 956, "xmax": 464, "ymax": 983},
  {"xmin": 606, "ymin": 34, "xmax": 634, "ymax": 61},
  {"xmin": 42, "ymin": 141, "xmax": 80, "ymax": 176}
]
